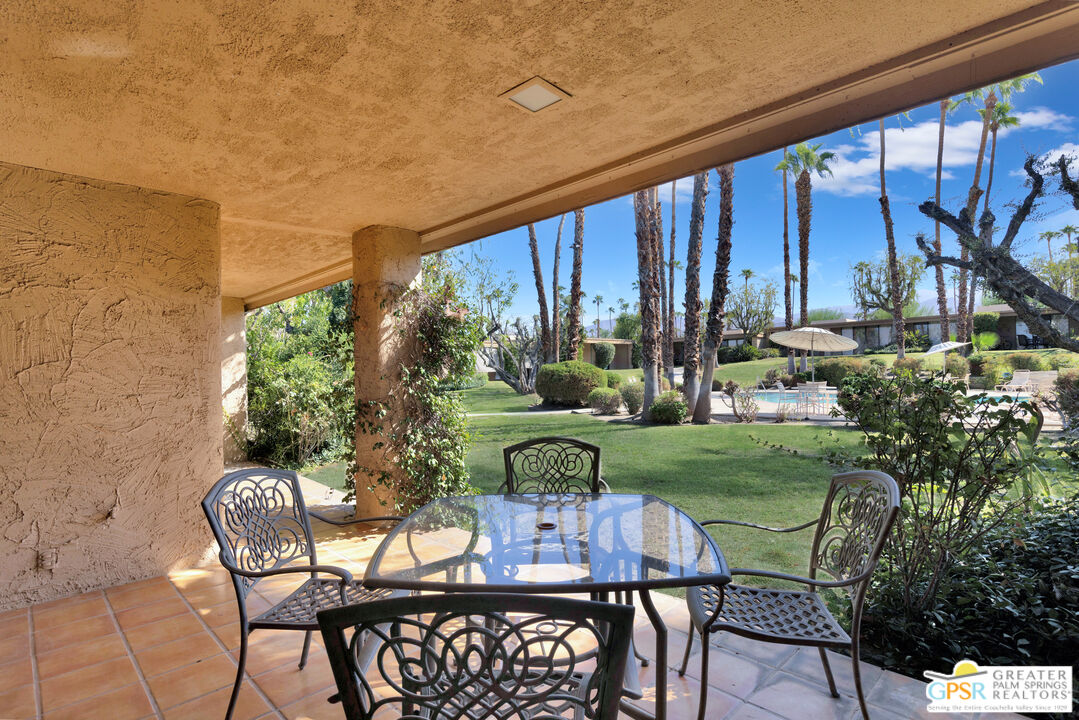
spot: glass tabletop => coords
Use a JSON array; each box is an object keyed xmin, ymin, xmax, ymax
[{"xmin": 363, "ymin": 493, "xmax": 731, "ymax": 593}]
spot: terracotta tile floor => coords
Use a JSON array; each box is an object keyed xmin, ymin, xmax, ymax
[{"xmin": 4, "ymin": 517, "xmax": 1015, "ymax": 720}]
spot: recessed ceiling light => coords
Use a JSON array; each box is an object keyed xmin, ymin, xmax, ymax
[{"xmin": 501, "ymin": 77, "xmax": 571, "ymax": 113}]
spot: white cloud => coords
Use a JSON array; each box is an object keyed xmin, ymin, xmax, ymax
[
  {"xmin": 814, "ymin": 107, "xmax": 1072, "ymax": 197},
  {"xmin": 1009, "ymin": 142, "xmax": 1079, "ymax": 177}
]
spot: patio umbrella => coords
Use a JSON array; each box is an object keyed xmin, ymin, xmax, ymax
[
  {"xmin": 924, "ymin": 340, "xmax": 970, "ymax": 373},
  {"xmin": 767, "ymin": 327, "xmax": 858, "ymax": 381}
]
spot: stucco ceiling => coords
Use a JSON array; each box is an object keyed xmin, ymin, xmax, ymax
[{"xmin": 2, "ymin": 1, "xmax": 1077, "ymax": 305}]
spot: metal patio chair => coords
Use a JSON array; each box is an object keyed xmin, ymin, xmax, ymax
[
  {"xmin": 679, "ymin": 470, "xmax": 900, "ymax": 720},
  {"xmin": 501, "ymin": 436, "xmax": 610, "ymax": 494},
  {"xmin": 317, "ymin": 592, "xmax": 633, "ymax": 720},
  {"xmin": 202, "ymin": 468, "xmax": 403, "ymax": 720}
]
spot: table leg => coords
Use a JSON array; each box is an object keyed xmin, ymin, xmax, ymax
[{"xmin": 640, "ymin": 588, "xmax": 667, "ymax": 720}]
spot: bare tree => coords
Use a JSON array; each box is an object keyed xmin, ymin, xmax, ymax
[
  {"xmin": 917, "ymin": 156, "xmax": 1079, "ymax": 353},
  {"xmin": 693, "ymin": 164, "xmax": 734, "ymax": 424},
  {"xmin": 567, "ymin": 209, "xmax": 585, "ymax": 359},
  {"xmin": 480, "ymin": 318, "xmax": 544, "ymax": 394},
  {"xmin": 683, "ymin": 172, "xmax": 709, "ymax": 415}
]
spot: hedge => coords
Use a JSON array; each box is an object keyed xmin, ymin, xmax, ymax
[
  {"xmin": 649, "ymin": 390, "xmax": 687, "ymax": 424},
  {"xmin": 605, "ymin": 370, "xmax": 622, "ymax": 389},
  {"xmin": 588, "ymin": 387, "xmax": 622, "ymax": 414},
  {"xmin": 620, "ymin": 383, "xmax": 644, "ymax": 414},
  {"xmin": 592, "ymin": 342, "xmax": 615, "ymax": 370},
  {"xmin": 535, "ymin": 360, "xmax": 607, "ymax": 407}
]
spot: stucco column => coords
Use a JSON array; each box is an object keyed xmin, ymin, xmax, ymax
[
  {"xmin": 221, "ymin": 297, "xmax": 248, "ymax": 466},
  {"xmin": 352, "ymin": 225, "xmax": 422, "ymax": 516}
]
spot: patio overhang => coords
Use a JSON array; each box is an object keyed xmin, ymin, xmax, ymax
[{"xmin": 1, "ymin": 2, "xmax": 1077, "ymax": 310}]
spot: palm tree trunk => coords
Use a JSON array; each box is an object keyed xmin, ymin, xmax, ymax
[
  {"xmin": 635, "ymin": 191, "xmax": 661, "ymax": 414},
  {"xmin": 527, "ymin": 223, "xmax": 552, "ymax": 360},
  {"xmin": 666, "ymin": 180, "xmax": 677, "ymax": 388},
  {"xmin": 879, "ymin": 119, "xmax": 905, "ymax": 359},
  {"xmin": 796, "ymin": 169, "xmax": 811, "ymax": 372},
  {"xmin": 781, "ymin": 150, "xmax": 795, "ymax": 374},
  {"xmin": 957, "ymin": 92, "xmax": 996, "ymax": 342},
  {"xmin": 934, "ymin": 99, "xmax": 951, "ymax": 340},
  {"xmin": 683, "ymin": 172, "xmax": 708, "ymax": 415},
  {"xmin": 693, "ymin": 165, "xmax": 734, "ymax": 424},
  {"xmin": 567, "ymin": 210, "xmax": 585, "ymax": 360},
  {"xmin": 551, "ymin": 214, "xmax": 565, "ymax": 362},
  {"xmin": 657, "ymin": 198, "xmax": 670, "ymax": 385}
]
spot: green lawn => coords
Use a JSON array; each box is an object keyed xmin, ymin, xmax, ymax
[
  {"xmin": 465, "ymin": 414, "xmax": 857, "ymax": 583},
  {"xmin": 459, "ymin": 381, "xmax": 540, "ymax": 414}
]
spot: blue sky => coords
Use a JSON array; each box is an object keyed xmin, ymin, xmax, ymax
[{"xmin": 464, "ymin": 59, "xmax": 1079, "ymax": 326}]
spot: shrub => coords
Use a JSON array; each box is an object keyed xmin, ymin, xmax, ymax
[
  {"xmin": 441, "ymin": 371, "xmax": 487, "ymax": 391},
  {"xmin": 620, "ymin": 382, "xmax": 644, "ymax": 415},
  {"xmin": 1007, "ymin": 352, "xmax": 1050, "ymax": 371},
  {"xmin": 1048, "ymin": 353, "xmax": 1079, "ymax": 370},
  {"xmin": 892, "ymin": 356, "xmax": 923, "ymax": 373},
  {"xmin": 851, "ymin": 497, "xmax": 1079, "ymax": 695},
  {"xmin": 588, "ymin": 387, "xmax": 622, "ymax": 414},
  {"xmin": 815, "ymin": 357, "xmax": 866, "ymax": 388},
  {"xmin": 982, "ymin": 358, "xmax": 1008, "ymax": 389},
  {"xmin": 1053, "ymin": 369, "xmax": 1079, "ymax": 427},
  {"xmin": 761, "ymin": 347, "xmax": 781, "ymax": 358},
  {"xmin": 832, "ymin": 373, "xmax": 1040, "ymax": 616},
  {"xmin": 903, "ymin": 330, "xmax": 931, "ymax": 351},
  {"xmin": 972, "ymin": 311, "xmax": 1000, "ymax": 335},
  {"xmin": 649, "ymin": 390, "xmax": 687, "ymax": 424},
  {"xmin": 731, "ymin": 343, "xmax": 762, "ymax": 362},
  {"xmin": 592, "ymin": 341, "xmax": 615, "ymax": 369},
  {"xmin": 720, "ymin": 381, "xmax": 759, "ymax": 422},
  {"xmin": 967, "ymin": 352, "xmax": 988, "ymax": 376},
  {"xmin": 604, "ymin": 370, "xmax": 622, "ymax": 389},
  {"xmin": 944, "ymin": 352, "xmax": 969, "ymax": 378},
  {"xmin": 535, "ymin": 360, "xmax": 607, "ymax": 407},
  {"xmin": 971, "ymin": 331, "xmax": 999, "ymax": 351}
]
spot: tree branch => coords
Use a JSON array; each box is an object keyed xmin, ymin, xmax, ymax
[
  {"xmin": 999, "ymin": 156, "xmax": 1043, "ymax": 250},
  {"xmin": 1059, "ymin": 155, "xmax": 1079, "ymax": 210},
  {"xmin": 915, "ymin": 234, "xmax": 971, "ymax": 270}
]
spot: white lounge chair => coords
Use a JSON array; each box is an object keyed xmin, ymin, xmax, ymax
[{"xmin": 996, "ymin": 369, "xmax": 1031, "ymax": 392}]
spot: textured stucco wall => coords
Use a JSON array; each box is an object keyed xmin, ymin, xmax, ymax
[
  {"xmin": 221, "ymin": 296, "xmax": 248, "ymax": 465},
  {"xmin": 0, "ymin": 162, "xmax": 222, "ymax": 610}
]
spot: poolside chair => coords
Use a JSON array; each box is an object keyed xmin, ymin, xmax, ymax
[
  {"xmin": 1027, "ymin": 370, "xmax": 1059, "ymax": 393},
  {"xmin": 996, "ymin": 369, "xmax": 1031, "ymax": 392},
  {"xmin": 679, "ymin": 470, "xmax": 900, "ymax": 720},
  {"xmin": 202, "ymin": 468, "xmax": 403, "ymax": 720},
  {"xmin": 1017, "ymin": 334, "xmax": 1032, "ymax": 349},
  {"xmin": 318, "ymin": 593, "xmax": 633, "ymax": 720},
  {"xmin": 501, "ymin": 436, "xmax": 609, "ymax": 493}
]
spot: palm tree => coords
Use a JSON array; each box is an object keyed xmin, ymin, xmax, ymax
[
  {"xmin": 550, "ymin": 214, "xmax": 565, "ymax": 362},
  {"xmin": 775, "ymin": 142, "xmax": 836, "ymax": 371},
  {"xmin": 618, "ymin": 297, "xmax": 628, "ymax": 313},
  {"xmin": 778, "ymin": 146, "xmax": 796, "ymax": 374},
  {"xmin": 607, "ymin": 305, "xmax": 614, "ymax": 334},
  {"xmin": 933, "ymin": 99, "xmax": 951, "ymax": 342},
  {"xmin": 693, "ymin": 164, "xmax": 734, "ymax": 424},
  {"xmin": 594, "ymin": 294, "xmax": 604, "ymax": 336},
  {"xmin": 951, "ymin": 72, "xmax": 1041, "ymax": 340},
  {"xmin": 665, "ymin": 180, "xmax": 677, "ymax": 387},
  {"xmin": 567, "ymin": 210, "xmax": 585, "ymax": 359},
  {"xmin": 683, "ymin": 172, "xmax": 709, "ymax": 415},
  {"xmin": 1062, "ymin": 225, "xmax": 1079, "ymax": 249},
  {"xmin": 634, "ymin": 189, "xmax": 662, "ymax": 413},
  {"xmin": 1041, "ymin": 230, "xmax": 1062, "ymax": 261},
  {"xmin": 740, "ymin": 268, "xmax": 754, "ymax": 292},
  {"xmin": 1063, "ymin": 225, "xmax": 1079, "ymax": 296},
  {"xmin": 878, "ymin": 118, "xmax": 906, "ymax": 359}
]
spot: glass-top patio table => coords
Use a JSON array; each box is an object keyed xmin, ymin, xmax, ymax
[{"xmin": 363, "ymin": 492, "xmax": 731, "ymax": 720}]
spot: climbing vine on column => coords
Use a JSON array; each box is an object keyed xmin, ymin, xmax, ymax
[{"xmin": 344, "ymin": 255, "xmax": 482, "ymax": 512}]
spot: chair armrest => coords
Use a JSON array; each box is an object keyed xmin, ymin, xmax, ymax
[
  {"xmin": 308, "ymin": 510, "xmax": 405, "ymax": 527},
  {"xmin": 700, "ymin": 518, "xmax": 816, "ymax": 533},
  {"xmin": 218, "ymin": 554, "xmax": 355, "ymax": 585},
  {"xmin": 730, "ymin": 567, "xmax": 862, "ymax": 589}
]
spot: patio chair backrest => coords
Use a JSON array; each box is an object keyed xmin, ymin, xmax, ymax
[
  {"xmin": 1028, "ymin": 370, "xmax": 1058, "ymax": 389},
  {"xmin": 201, "ymin": 468, "xmax": 317, "ymax": 596},
  {"xmin": 502, "ymin": 436, "xmax": 602, "ymax": 493},
  {"xmin": 1018, "ymin": 334, "xmax": 1030, "ymax": 348},
  {"xmin": 1009, "ymin": 369, "xmax": 1031, "ymax": 383},
  {"xmin": 318, "ymin": 593, "xmax": 633, "ymax": 720},
  {"xmin": 808, "ymin": 470, "xmax": 899, "ymax": 594}
]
